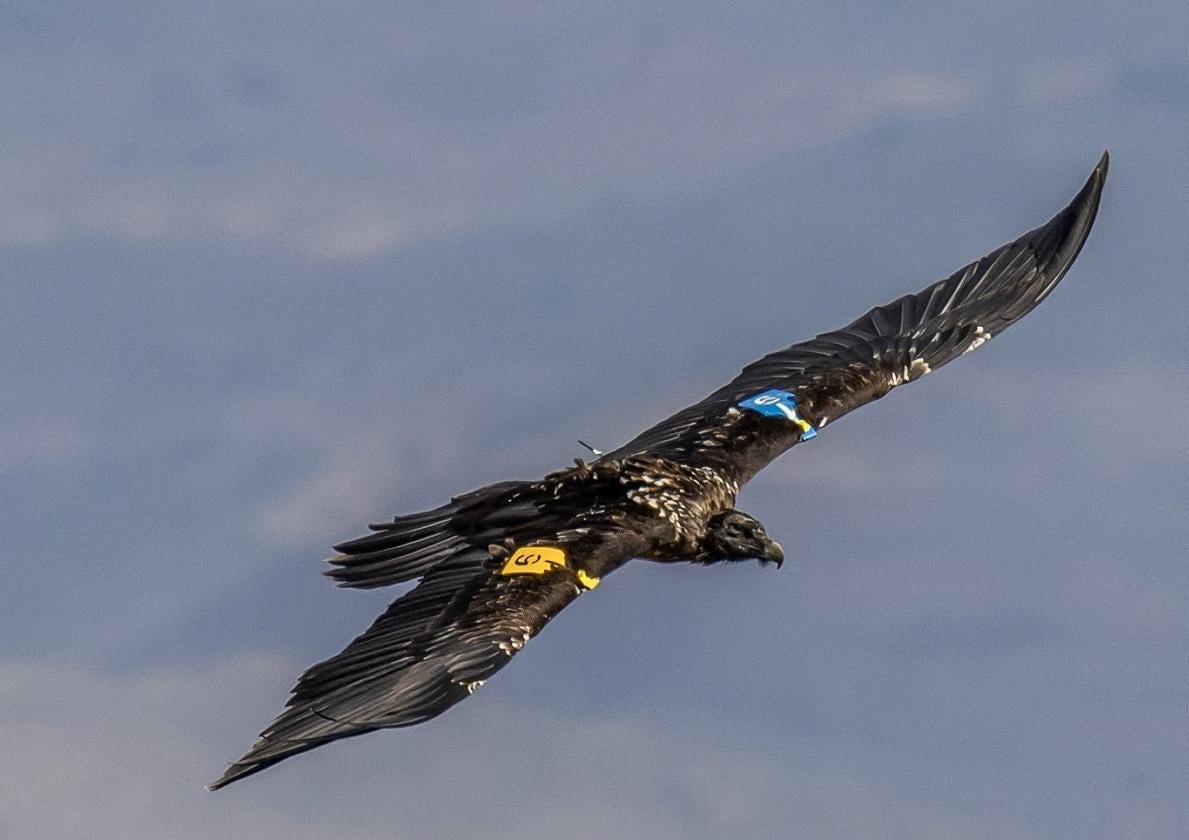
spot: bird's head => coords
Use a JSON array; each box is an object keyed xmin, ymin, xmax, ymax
[{"xmin": 702, "ymin": 510, "xmax": 784, "ymax": 568}]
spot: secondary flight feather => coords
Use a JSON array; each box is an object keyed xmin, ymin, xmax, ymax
[{"xmin": 210, "ymin": 153, "xmax": 1107, "ymax": 790}]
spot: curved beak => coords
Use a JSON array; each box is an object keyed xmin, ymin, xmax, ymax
[{"xmin": 762, "ymin": 537, "xmax": 784, "ymax": 569}]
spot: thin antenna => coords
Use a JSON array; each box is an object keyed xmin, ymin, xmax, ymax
[{"xmin": 577, "ymin": 439, "xmax": 604, "ymax": 456}]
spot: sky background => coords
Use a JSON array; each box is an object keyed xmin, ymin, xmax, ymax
[{"xmin": 2, "ymin": 2, "xmax": 1187, "ymax": 838}]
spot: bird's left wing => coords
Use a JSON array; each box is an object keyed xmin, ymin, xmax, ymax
[
  {"xmin": 208, "ymin": 552, "xmax": 595, "ymax": 790},
  {"xmin": 603, "ymin": 153, "xmax": 1107, "ymax": 483}
]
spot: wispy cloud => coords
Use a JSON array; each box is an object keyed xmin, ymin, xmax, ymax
[
  {"xmin": 217, "ymin": 374, "xmax": 519, "ymax": 549},
  {"xmin": 5, "ymin": 629, "xmax": 1185, "ymax": 840},
  {"xmin": 0, "ymin": 8, "xmax": 979, "ymax": 259},
  {"xmin": 0, "ymin": 655, "xmax": 1091, "ymax": 840}
]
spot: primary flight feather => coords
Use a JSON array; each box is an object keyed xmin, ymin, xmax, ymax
[{"xmin": 210, "ymin": 153, "xmax": 1108, "ymax": 790}]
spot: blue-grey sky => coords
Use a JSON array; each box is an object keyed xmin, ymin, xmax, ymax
[{"xmin": 2, "ymin": 2, "xmax": 1187, "ymax": 838}]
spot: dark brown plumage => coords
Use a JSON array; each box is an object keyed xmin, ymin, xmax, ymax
[{"xmin": 210, "ymin": 153, "xmax": 1107, "ymax": 790}]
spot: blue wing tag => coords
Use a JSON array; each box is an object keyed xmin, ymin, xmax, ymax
[{"xmin": 738, "ymin": 389, "xmax": 818, "ymax": 440}]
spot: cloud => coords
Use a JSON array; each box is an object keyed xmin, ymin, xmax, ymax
[
  {"xmin": 250, "ymin": 425, "xmax": 433, "ymax": 548},
  {"xmin": 0, "ymin": 655, "xmax": 1074, "ymax": 840},
  {"xmin": 6, "ymin": 615, "xmax": 1186, "ymax": 840},
  {"xmin": 0, "ymin": 656, "xmax": 789, "ymax": 840},
  {"xmin": 0, "ymin": 656, "xmax": 356, "ymax": 840},
  {"xmin": 877, "ymin": 72, "xmax": 978, "ymax": 111},
  {"xmin": 217, "ymin": 373, "xmax": 516, "ymax": 549},
  {"xmin": 0, "ymin": 7, "xmax": 979, "ymax": 259}
]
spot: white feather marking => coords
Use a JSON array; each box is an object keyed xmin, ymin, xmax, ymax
[{"xmin": 963, "ymin": 325, "xmax": 992, "ymax": 354}]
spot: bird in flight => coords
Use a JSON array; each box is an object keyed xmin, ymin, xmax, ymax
[{"xmin": 210, "ymin": 153, "xmax": 1107, "ymax": 790}]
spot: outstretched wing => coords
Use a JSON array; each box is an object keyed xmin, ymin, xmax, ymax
[
  {"xmin": 208, "ymin": 557, "xmax": 593, "ymax": 790},
  {"xmin": 603, "ymin": 153, "xmax": 1108, "ymax": 483}
]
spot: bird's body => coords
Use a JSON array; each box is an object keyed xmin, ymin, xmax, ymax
[{"xmin": 210, "ymin": 154, "xmax": 1108, "ymax": 790}]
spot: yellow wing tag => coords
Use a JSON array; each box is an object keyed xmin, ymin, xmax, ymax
[{"xmin": 499, "ymin": 546, "xmax": 568, "ymax": 576}]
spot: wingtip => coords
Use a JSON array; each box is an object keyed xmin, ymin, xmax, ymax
[
  {"xmin": 206, "ymin": 761, "xmax": 255, "ymax": 792},
  {"xmin": 206, "ymin": 768, "xmax": 236, "ymax": 792},
  {"xmin": 1040, "ymin": 151, "xmax": 1108, "ymax": 280},
  {"xmin": 1072, "ymin": 150, "xmax": 1109, "ymax": 215}
]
